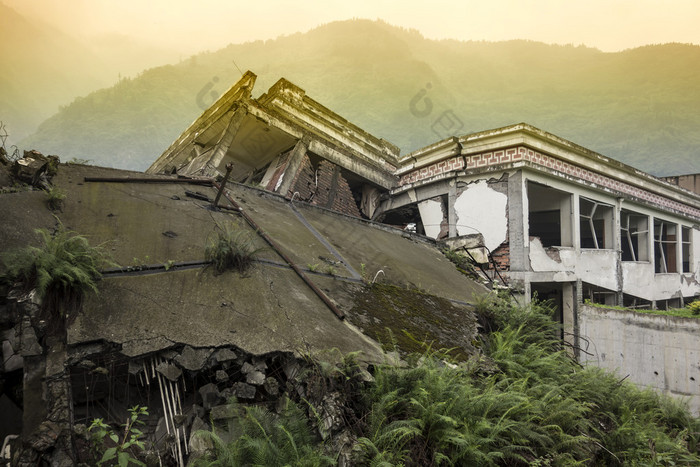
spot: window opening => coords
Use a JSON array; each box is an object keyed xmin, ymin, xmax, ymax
[
  {"xmin": 579, "ymin": 197, "xmax": 613, "ymax": 249},
  {"xmin": 682, "ymin": 226, "xmax": 692, "ymax": 273},
  {"xmin": 654, "ymin": 219, "xmax": 678, "ymax": 273},
  {"xmin": 620, "ymin": 210, "xmax": 649, "ymax": 261},
  {"xmin": 527, "ymin": 182, "xmax": 572, "ymax": 247}
]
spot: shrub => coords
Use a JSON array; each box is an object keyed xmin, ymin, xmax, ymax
[
  {"xmin": 1, "ymin": 227, "xmax": 114, "ymax": 313},
  {"xmin": 204, "ymin": 223, "xmax": 263, "ymax": 274},
  {"xmin": 688, "ymin": 300, "xmax": 700, "ymax": 316}
]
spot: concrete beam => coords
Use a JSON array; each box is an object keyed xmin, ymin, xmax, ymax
[
  {"xmin": 276, "ymin": 138, "xmax": 309, "ymax": 196},
  {"xmin": 208, "ymin": 105, "xmax": 248, "ymax": 170}
]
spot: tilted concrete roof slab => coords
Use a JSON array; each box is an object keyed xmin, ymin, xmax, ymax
[{"xmin": 2, "ymin": 164, "xmax": 488, "ymax": 362}]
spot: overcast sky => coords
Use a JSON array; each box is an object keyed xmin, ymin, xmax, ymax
[{"xmin": 7, "ymin": 0, "xmax": 700, "ymax": 54}]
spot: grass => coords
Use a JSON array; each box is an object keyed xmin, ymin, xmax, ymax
[
  {"xmin": 586, "ymin": 300, "xmax": 700, "ymax": 320},
  {"xmin": 205, "ymin": 222, "xmax": 264, "ymax": 274}
]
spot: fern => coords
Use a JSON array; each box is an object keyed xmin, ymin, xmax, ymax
[
  {"xmin": 1, "ymin": 227, "xmax": 114, "ymax": 314},
  {"xmin": 193, "ymin": 398, "xmax": 334, "ymax": 467}
]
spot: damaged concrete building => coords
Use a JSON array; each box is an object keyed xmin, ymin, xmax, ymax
[
  {"xmin": 0, "ymin": 116, "xmax": 483, "ymax": 463},
  {"xmin": 2, "ymin": 70, "xmax": 700, "ymax": 464},
  {"xmin": 380, "ymin": 123, "xmax": 700, "ymax": 316},
  {"xmin": 147, "ymin": 71, "xmax": 399, "ymax": 220},
  {"xmin": 148, "ymin": 71, "xmax": 700, "ymax": 316}
]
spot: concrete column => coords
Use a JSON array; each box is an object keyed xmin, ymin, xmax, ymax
[
  {"xmin": 615, "ymin": 198, "xmax": 624, "ymax": 305},
  {"xmin": 650, "ymin": 215, "xmax": 657, "ymax": 272},
  {"xmin": 207, "ymin": 105, "xmax": 248, "ymax": 170},
  {"xmin": 507, "ymin": 171, "xmax": 527, "ymax": 271},
  {"xmin": 448, "ymin": 181, "xmax": 457, "ymax": 237},
  {"xmin": 573, "ymin": 279, "xmax": 582, "ymax": 361},
  {"xmin": 572, "ymin": 193, "xmax": 581, "ymax": 251},
  {"xmin": 562, "ymin": 282, "xmax": 575, "ymax": 349},
  {"xmin": 276, "ymin": 137, "xmax": 309, "ymax": 196}
]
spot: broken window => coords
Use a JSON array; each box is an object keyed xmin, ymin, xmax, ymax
[
  {"xmin": 654, "ymin": 219, "xmax": 678, "ymax": 273},
  {"xmin": 527, "ymin": 182, "xmax": 573, "ymax": 247},
  {"xmin": 579, "ymin": 197, "xmax": 613, "ymax": 249},
  {"xmin": 620, "ymin": 210, "xmax": 649, "ymax": 261},
  {"xmin": 376, "ymin": 204, "xmax": 425, "ymax": 235},
  {"xmin": 682, "ymin": 226, "xmax": 692, "ymax": 273},
  {"xmin": 623, "ymin": 293, "xmax": 652, "ymax": 310},
  {"xmin": 582, "ymin": 282, "xmax": 617, "ymax": 306}
]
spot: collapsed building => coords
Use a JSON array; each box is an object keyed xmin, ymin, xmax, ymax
[{"xmin": 2, "ymin": 70, "xmax": 700, "ymax": 464}]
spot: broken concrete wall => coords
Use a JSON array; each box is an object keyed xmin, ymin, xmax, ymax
[
  {"xmin": 579, "ymin": 304, "xmax": 700, "ymax": 415},
  {"xmin": 454, "ymin": 179, "xmax": 508, "ymax": 252},
  {"xmin": 417, "ymin": 197, "xmax": 447, "ymax": 240}
]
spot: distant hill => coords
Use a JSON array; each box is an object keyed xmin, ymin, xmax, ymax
[
  {"xmin": 0, "ymin": 2, "xmax": 181, "ymax": 142},
  {"xmin": 19, "ymin": 19, "xmax": 700, "ymax": 176},
  {"xmin": 0, "ymin": 2, "xmax": 109, "ymax": 141}
]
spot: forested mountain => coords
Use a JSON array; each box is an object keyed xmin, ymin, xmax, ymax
[
  {"xmin": 18, "ymin": 19, "xmax": 700, "ymax": 176},
  {"xmin": 0, "ymin": 2, "xmax": 181, "ymax": 142},
  {"xmin": 0, "ymin": 2, "xmax": 110, "ymax": 141}
]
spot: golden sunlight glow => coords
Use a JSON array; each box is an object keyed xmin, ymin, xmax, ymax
[{"xmin": 6, "ymin": 0, "xmax": 700, "ymax": 54}]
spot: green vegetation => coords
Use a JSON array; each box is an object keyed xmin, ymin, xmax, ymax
[
  {"xmin": 45, "ymin": 186, "xmax": 66, "ymax": 211},
  {"xmin": 17, "ymin": 20, "xmax": 700, "ymax": 176},
  {"xmin": 204, "ymin": 223, "xmax": 263, "ymax": 274},
  {"xmin": 688, "ymin": 300, "xmax": 700, "ymax": 316},
  {"xmin": 66, "ymin": 157, "xmax": 93, "ymax": 165},
  {"xmin": 0, "ymin": 227, "xmax": 114, "ymax": 313},
  {"xmin": 193, "ymin": 294, "xmax": 700, "ymax": 465},
  {"xmin": 89, "ymin": 406, "xmax": 149, "ymax": 466},
  {"xmin": 192, "ymin": 399, "xmax": 334, "ymax": 466},
  {"xmin": 586, "ymin": 299, "xmax": 700, "ymax": 320},
  {"xmin": 441, "ymin": 248, "xmax": 479, "ymax": 279}
]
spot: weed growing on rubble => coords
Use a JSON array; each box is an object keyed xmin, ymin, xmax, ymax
[
  {"xmin": 89, "ymin": 405, "xmax": 149, "ymax": 466},
  {"xmin": 205, "ymin": 223, "xmax": 264, "ymax": 274},
  {"xmin": 45, "ymin": 186, "xmax": 65, "ymax": 210},
  {"xmin": 0, "ymin": 227, "xmax": 115, "ymax": 313}
]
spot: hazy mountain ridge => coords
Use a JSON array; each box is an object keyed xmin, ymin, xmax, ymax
[
  {"xmin": 17, "ymin": 19, "xmax": 700, "ymax": 176},
  {"xmin": 0, "ymin": 2, "xmax": 183, "ymax": 141}
]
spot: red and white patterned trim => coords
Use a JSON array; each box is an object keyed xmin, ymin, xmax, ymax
[
  {"xmin": 398, "ymin": 156, "xmax": 465, "ymax": 185},
  {"xmin": 398, "ymin": 146, "xmax": 700, "ymax": 219}
]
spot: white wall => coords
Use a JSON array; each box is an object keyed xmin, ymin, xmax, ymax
[
  {"xmin": 418, "ymin": 198, "xmax": 445, "ymax": 239},
  {"xmin": 579, "ymin": 304, "xmax": 700, "ymax": 414},
  {"xmin": 454, "ymin": 180, "xmax": 507, "ymax": 251},
  {"xmin": 528, "ymin": 238, "xmax": 619, "ymax": 291}
]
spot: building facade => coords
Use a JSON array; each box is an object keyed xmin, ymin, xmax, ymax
[
  {"xmin": 378, "ymin": 124, "xmax": 700, "ymax": 343},
  {"xmin": 150, "ymin": 73, "xmax": 700, "ymax": 321}
]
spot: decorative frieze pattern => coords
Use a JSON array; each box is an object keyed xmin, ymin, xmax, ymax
[{"xmin": 398, "ymin": 146, "xmax": 700, "ymax": 219}]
